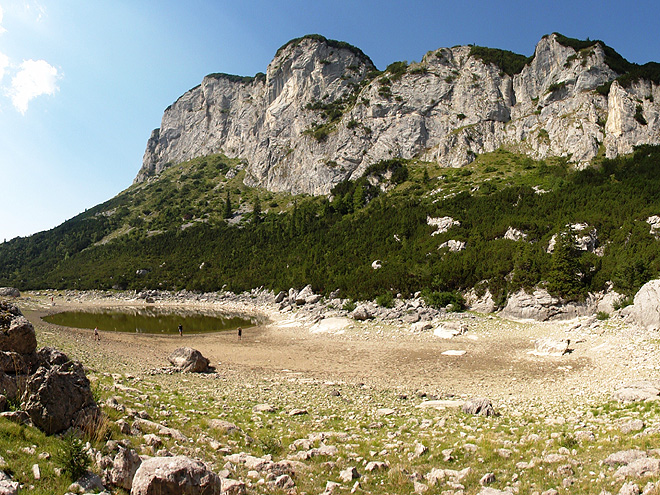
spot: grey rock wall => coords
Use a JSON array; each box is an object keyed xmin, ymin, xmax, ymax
[{"xmin": 136, "ymin": 34, "xmax": 660, "ymax": 195}]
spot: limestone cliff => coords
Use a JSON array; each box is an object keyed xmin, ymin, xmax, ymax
[{"xmin": 136, "ymin": 34, "xmax": 660, "ymax": 195}]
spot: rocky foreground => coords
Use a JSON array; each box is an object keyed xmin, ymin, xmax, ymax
[{"xmin": 3, "ymin": 287, "xmax": 660, "ymax": 494}]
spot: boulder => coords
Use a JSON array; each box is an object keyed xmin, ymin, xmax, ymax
[
  {"xmin": 106, "ymin": 447, "xmax": 142, "ymax": 490},
  {"xmin": 462, "ymin": 397, "xmax": 496, "ymax": 417},
  {"xmin": 432, "ymin": 322, "xmax": 467, "ymax": 339},
  {"xmin": 22, "ymin": 361, "xmax": 98, "ymax": 435},
  {"xmin": 0, "ymin": 288, "xmax": 20, "ymax": 298},
  {"xmin": 629, "ymin": 280, "xmax": 660, "ymax": 330},
  {"xmin": 168, "ymin": 347, "xmax": 210, "ymax": 373},
  {"xmin": 351, "ymin": 305, "xmax": 373, "ymax": 321},
  {"xmin": 130, "ymin": 456, "xmax": 222, "ymax": 495},
  {"xmin": 531, "ymin": 338, "xmax": 570, "ymax": 356},
  {"xmin": 0, "ymin": 314, "xmax": 37, "ymax": 355}
]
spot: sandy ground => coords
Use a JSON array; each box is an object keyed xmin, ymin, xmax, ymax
[{"xmin": 17, "ymin": 292, "xmax": 660, "ymax": 409}]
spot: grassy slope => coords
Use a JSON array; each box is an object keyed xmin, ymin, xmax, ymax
[{"xmin": 2, "ymin": 146, "xmax": 660, "ymax": 303}]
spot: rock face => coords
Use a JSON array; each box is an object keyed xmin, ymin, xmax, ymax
[
  {"xmin": 629, "ymin": 279, "xmax": 660, "ymax": 330},
  {"xmin": 168, "ymin": 347, "xmax": 210, "ymax": 373},
  {"xmin": 500, "ymin": 288, "xmax": 596, "ymax": 321},
  {"xmin": 130, "ymin": 456, "xmax": 222, "ymax": 495},
  {"xmin": 137, "ymin": 34, "xmax": 660, "ymax": 196}
]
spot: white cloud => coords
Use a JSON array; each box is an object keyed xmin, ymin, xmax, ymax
[
  {"xmin": 9, "ymin": 59, "xmax": 59, "ymax": 114},
  {"xmin": 0, "ymin": 5, "xmax": 6, "ymax": 34}
]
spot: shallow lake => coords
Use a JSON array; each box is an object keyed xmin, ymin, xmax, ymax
[{"xmin": 42, "ymin": 307, "xmax": 258, "ymax": 334}]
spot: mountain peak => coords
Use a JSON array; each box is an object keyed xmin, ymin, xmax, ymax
[{"xmin": 136, "ymin": 33, "xmax": 660, "ymax": 192}]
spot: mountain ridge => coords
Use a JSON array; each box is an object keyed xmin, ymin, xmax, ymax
[{"xmin": 136, "ymin": 33, "xmax": 660, "ymax": 195}]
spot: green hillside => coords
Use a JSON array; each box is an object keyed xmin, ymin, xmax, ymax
[{"xmin": 3, "ymin": 146, "xmax": 660, "ymax": 305}]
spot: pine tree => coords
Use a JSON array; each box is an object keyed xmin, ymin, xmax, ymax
[
  {"xmin": 223, "ymin": 191, "xmax": 232, "ymax": 219},
  {"xmin": 252, "ymin": 195, "xmax": 262, "ymax": 224},
  {"xmin": 546, "ymin": 229, "xmax": 582, "ymax": 300}
]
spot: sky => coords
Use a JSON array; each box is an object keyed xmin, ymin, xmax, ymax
[{"xmin": 1, "ymin": 0, "xmax": 659, "ymax": 241}]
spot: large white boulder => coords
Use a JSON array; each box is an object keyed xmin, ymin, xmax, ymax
[{"xmin": 629, "ymin": 280, "xmax": 660, "ymax": 330}]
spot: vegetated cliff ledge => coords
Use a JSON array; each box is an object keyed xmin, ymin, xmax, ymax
[{"xmin": 136, "ymin": 33, "xmax": 660, "ymax": 196}]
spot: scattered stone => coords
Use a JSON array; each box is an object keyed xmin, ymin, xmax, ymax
[
  {"xmin": 480, "ymin": 472, "xmax": 496, "ymax": 485},
  {"xmin": 288, "ymin": 408, "xmax": 307, "ymax": 416},
  {"xmin": 0, "ymin": 288, "xmax": 20, "ymax": 298},
  {"xmin": 615, "ymin": 458, "xmax": 660, "ymax": 479},
  {"xmin": 221, "ymin": 478, "xmax": 246, "ymax": 495},
  {"xmin": 614, "ymin": 381, "xmax": 660, "ymax": 402},
  {"xmin": 617, "ymin": 481, "xmax": 640, "ymax": 495},
  {"xmin": 604, "ymin": 450, "xmax": 648, "ymax": 467},
  {"xmin": 252, "ymin": 403, "xmax": 276, "ymax": 413},
  {"xmin": 339, "ymin": 466, "xmax": 360, "ymax": 483},
  {"xmin": 365, "ymin": 461, "xmax": 388, "ymax": 472},
  {"xmin": 376, "ymin": 408, "xmax": 395, "ymax": 416},
  {"xmin": 441, "ymin": 350, "xmax": 466, "ymax": 356},
  {"xmin": 417, "ymin": 400, "xmax": 464, "ymax": 410},
  {"xmin": 621, "ymin": 419, "xmax": 645, "ymax": 434},
  {"xmin": 209, "ymin": 419, "xmax": 242, "ymax": 434},
  {"xmin": 132, "ymin": 418, "xmax": 189, "ymax": 442},
  {"xmin": 413, "ymin": 480, "xmax": 429, "ymax": 493},
  {"xmin": 432, "ymin": 322, "xmax": 467, "ymax": 339}
]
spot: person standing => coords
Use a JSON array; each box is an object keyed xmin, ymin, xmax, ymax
[
  {"xmin": 94, "ymin": 327, "xmax": 100, "ymax": 341},
  {"xmin": 178, "ymin": 324, "xmax": 183, "ymax": 337},
  {"xmin": 237, "ymin": 327, "xmax": 242, "ymax": 340}
]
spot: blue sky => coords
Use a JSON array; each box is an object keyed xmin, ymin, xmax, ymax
[{"xmin": 1, "ymin": 0, "xmax": 659, "ymax": 240}]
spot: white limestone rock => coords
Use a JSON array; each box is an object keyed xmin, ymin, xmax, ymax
[
  {"xmin": 138, "ymin": 34, "xmax": 660, "ymax": 198},
  {"xmin": 629, "ymin": 280, "xmax": 660, "ymax": 330}
]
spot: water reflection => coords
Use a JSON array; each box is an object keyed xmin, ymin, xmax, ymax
[{"xmin": 43, "ymin": 307, "xmax": 259, "ymax": 334}]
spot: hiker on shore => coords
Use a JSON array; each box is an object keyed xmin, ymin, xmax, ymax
[
  {"xmin": 237, "ymin": 327, "xmax": 242, "ymax": 340},
  {"xmin": 94, "ymin": 327, "xmax": 100, "ymax": 341},
  {"xmin": 178, "ymin": 324, "xmax": 183, "ymax": 337}
]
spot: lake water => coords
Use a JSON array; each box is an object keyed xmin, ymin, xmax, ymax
[{"xmin": 42, "ymin": 307, "xmax": 258, "ymax": 334}]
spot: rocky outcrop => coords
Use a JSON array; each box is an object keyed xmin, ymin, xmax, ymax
[
  {"xmin": 0, "ymin": 301, "xmax": 98, "ymax": 435},
  {"xmin": 137, "ymin": 34, "xmax": 660, "ymax": 196},
  {"xmin": 500, "ymin": 288, "xmax": 597, "ymax": 321}
]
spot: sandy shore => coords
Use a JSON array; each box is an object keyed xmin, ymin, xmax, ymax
[{"xmin": 17, "ymin": 291, "xmax": 660, "ymax": 409}]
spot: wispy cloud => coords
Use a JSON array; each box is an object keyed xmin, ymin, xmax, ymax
[
  {"xmin": 0, "ymin": 5, "xmax": 6, "ymax": 34},
  {"xmin": 9, "ymin": 59, "xmax": 59, "ymax": 114}
]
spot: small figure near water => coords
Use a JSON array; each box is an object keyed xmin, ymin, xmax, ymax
[
  {"xmin": 237, "ymin": 327, "xmax": 242, "ymax": 340},
  {"xmin": 178, "ymin": 324, "xmax": 183, "ymax": 337},
  {"xmin": 94, "ymin": 327, "xmax": 100, "ymax": 341}
]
